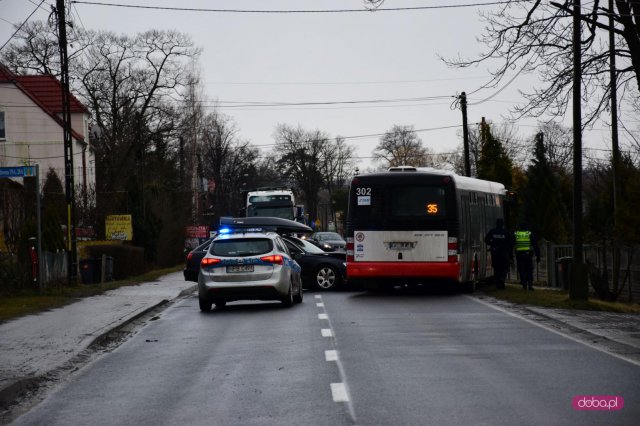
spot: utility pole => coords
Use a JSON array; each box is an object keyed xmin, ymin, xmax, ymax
[
  {"xmin": 56, "ymin": 0, "xmax": 78, "ymax": 284},
  {"xmin": 459, "ymin": 92, "xmax": 471, "ymax": 177},
  {"xmin": 609, "ymin": 0, "xmax": 621, "ymax": 292},
  {"xmin": 571, "ymin": 0, "xmax": 588, "ymax": 300}
]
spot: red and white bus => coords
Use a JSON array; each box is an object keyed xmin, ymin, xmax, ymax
[{"xmin": 346, "ymin": 167, "xmax": 506, "ymax": 291}]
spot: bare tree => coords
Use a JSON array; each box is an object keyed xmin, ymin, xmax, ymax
[
  {"xmin": 0, "ymin": 20, "xmax": 87, "ymax": 76},
  {"xmin": 76, "ymin": 30, "xmax": 200, "ymax": 196},
  {"xmin": 442, "ymin": 1, "xmax": 640, "ymax": 126},
  {"xmin": 373, "ymin": 125, "xmax": 434, "ymax": 168},
  {"xmin": 273, "ymin": 124, "xmax": 327, "ymax": 220},
  {"xmin": 319, "ymin": 136, "xmax": 356, "ymax": 224},
  {"xmin": 200, "ymin": 112, "xmax": 258, "ymax": 221},
  {"xmin": 535, "ymin": 121, "xmax": 574, "ymax": 173}
]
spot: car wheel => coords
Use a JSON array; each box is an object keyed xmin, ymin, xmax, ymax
[
  {"xmin": 198, "ymin": 292, "xmax": 212, "ymax": 312},
  {"xmin": 316, "ymin": 265, "xmax": 339, "ymax": 290},
  {"xmin": 282, "ymin": 281, "xmax": 294, "ymax": 307},
  {"xmin": 214, "ymin": 299, "xmax": 226, "ymax": 309}
]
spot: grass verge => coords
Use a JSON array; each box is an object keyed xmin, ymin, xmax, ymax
[
  {"xmin": 0, "ymin": 266, "xmax": 183, "ymax": 324},
  {"xmin": 480, "ymin": 282, "xmax": 640, "ymax": 314}
]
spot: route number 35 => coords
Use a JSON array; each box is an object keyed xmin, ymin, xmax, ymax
[{"xmin": 356, "ymin": 187, "xmax": 371, "ymax": 196}]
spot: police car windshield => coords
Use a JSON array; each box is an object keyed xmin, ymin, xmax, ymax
[{"xmin": 210, "ymin": 238, "xmax": 273, "ymax": 257}]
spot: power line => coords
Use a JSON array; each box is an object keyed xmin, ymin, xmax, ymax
[
  {"xmin": 214, "ymin": 95, "xmax": 453, "ymax": 107},
  {"xmin": 71, "ymin": 1, "xmax": 532, "ymax": 14},
  {"xmin": 204, "ymin": 75, "xmax": 511, "ymax": 86},
  {"xmin": 0, "ymin": 0, "xmax": 46, "ymax": 52}
]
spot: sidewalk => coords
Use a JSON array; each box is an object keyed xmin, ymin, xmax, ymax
[
  {"xmin": 1, "ymin": 274, "xmax": 639, "ymax": 411},
  {"xmin": 0, "ymin": 271, "xmax": 196, "ymax": 409}
]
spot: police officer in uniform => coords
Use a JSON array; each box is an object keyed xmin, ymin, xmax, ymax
[
  {"xmin": 514, "ymin": 223, "xmax": 540, "ymax": 290},
  {"xmin": 484, "ymin": 218, "xmax": 512, "ymax": 289}
]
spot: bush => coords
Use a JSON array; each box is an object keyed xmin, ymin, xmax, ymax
[
  {"xmin": 85, "ymin": 244, "xmax": 148, "ymax": 280},
  {"xmin": 0, "ymin": 253, "xmax": 28, "ymax": 295}
]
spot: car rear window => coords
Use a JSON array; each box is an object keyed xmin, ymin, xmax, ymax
[{"xmin": 211, "ymin": 238, "xmax": 273, "ymax": 257}]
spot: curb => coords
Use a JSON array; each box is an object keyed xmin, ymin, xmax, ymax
[
  {"xmin": 474, "ymin": 293, "xmax": 640, "ymax": 366},
  {"xmin": 518, "ymin": 305, "xmax": 640, "ymax": 364}
]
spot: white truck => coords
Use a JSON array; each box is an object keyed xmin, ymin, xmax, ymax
[{"xmin": 245, "ymin": 188, "xmax": 304, "ymax": 222}]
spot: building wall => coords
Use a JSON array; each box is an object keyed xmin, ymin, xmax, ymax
[{"xmin": 0, "ymin": 82, "xmax": 95, "ymax": 191}]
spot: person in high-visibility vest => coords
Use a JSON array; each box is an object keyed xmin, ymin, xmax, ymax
[{"xmin": 514, "ymin": 223, "xmax": 540, "ymax": 290}]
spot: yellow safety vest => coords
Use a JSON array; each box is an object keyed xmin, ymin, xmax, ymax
[{"xmin": 515, "ymin": 231, "xmax": 532, "ymax": 252}]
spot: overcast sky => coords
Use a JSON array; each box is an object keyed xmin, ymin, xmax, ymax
[{"xmin": 1, "ymin": 0, "xmax": 621, "ymax": 171}]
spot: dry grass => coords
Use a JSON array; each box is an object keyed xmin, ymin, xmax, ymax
[{"xmin": 481, "ymin": 282, "xmax": 640, "ymax": 314}]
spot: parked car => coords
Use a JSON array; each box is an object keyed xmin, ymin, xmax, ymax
[
  {"xmin": 198, "ymin": 230, "xmax": 303, "ymax": 311},
  {"xmin": 307, "ymin": 231, "xmax": 346, "ymax": 252},
  {"xmin": 283, "ymin": 235, "xmax": 346, "ymax": 291},
  {"xmin": 183, "ymin": 239, "xmax": 213, "ymax": 282}
]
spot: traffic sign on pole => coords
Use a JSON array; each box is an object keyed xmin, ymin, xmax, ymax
[
  {"xmin": 0, "ymin": 166, "xmax": 37, "ymax": 178},
  {"xmin": 0, "ymin": 165, "xmax": 42, "ymax": 290}
]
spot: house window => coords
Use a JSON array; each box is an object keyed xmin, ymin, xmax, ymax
[{"xmin": 0, "ymin": 111, "xmax": 5, "ymax": 140}]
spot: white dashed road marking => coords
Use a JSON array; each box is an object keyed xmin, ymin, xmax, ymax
[
  {"xmin": 316, "ymin": 295, "xmax": 356, "ymax": 422},
  {"xmin": 331, "ymin": 383, "xmax": 349, "ymax": 402},
  {"xmin": 325, "ymin": 350, "xmax": 338, "ymax": 362}
]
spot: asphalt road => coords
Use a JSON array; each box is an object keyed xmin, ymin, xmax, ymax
[{"xmin": 10, "ymin": 288, "xmax": 640, "ymax": 426}]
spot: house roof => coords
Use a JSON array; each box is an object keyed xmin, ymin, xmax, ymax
[
  {"xmin": 0, "ymin": 65, "xmax": 14, "ymax": 81},
  {"xmin": 0, "ymin": 64, "xmax": 89, "ymax": 144},
  {"xmin": 15, "ymin": 75, "xmax": 89, "ymax": 114}
]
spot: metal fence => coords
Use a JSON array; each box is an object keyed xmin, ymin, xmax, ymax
[
  {"xmin": 530, "ymin": 242, "xmax": 640, "ymax": 302},
  {"xmin": 41, "ymin": 251, "xmax": 67, "ymax": 285}
]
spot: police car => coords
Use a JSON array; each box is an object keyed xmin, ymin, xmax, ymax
[{"xmin": 197, "ymin": 225, "xmax": 303, "ymax": 311}]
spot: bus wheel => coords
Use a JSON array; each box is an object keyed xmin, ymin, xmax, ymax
[{"xmin": 461, "ymin": 280, "xmax": 476, "ymax": 293}]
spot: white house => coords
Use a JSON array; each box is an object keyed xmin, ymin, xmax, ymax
[{"xmin": 0, "ymin": 63, "xmax": 94, "ymax": 193}]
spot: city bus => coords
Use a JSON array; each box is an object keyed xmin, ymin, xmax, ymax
[{"xmin": 345, "ymin": 167, "xmax": 506, "ymax": 292}]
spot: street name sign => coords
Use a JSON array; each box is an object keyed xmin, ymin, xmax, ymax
[{"xmin": 0, "ymin": 166, "xmax": 37, "ymax": 178}]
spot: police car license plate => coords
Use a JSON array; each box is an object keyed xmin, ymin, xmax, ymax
[{"xmin": 227, "ymin": 265, "xmax": 254, "ymax": 273}]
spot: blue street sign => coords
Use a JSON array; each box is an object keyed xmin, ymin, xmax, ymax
[{"xmin": 0, "ymin": 166, "xmax": 37, "ymax": 178}]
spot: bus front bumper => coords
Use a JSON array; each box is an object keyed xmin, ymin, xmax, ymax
[{"xmin": 347, "ymin": 262, "xmax": 460, "ymax": 281}]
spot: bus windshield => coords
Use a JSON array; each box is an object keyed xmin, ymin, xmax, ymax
[
  {"xmin": 350, "ymin": 183, "xmax": 451, "ymax": 225},
  {"xmin": 390, "ymin": 186, "xmax": 447, "ymax": 217}
]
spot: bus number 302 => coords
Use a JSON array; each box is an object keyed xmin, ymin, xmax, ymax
[{"xmin": 356, "ymin": 187, "xmax": 371, "ymax": 196}]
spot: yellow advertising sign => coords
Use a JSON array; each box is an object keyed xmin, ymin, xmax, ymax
[{"xmin": 105, "ymin": 215, "xmax": 133, "ymax": 241}]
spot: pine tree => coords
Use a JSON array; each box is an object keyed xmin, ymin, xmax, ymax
[
  {"xmin": 520, "ymin": 134, "xmax": 570, "ymax": 242},
  {"xmin": 476, "ymin": 122, "xmax": 513, "ymax": 188}
]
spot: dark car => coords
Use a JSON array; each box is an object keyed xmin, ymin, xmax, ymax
[
  {"xmin": 283, "ymin": 235, "xmax": 346, "ymax": 291},
  {"xmin": 183, "ymin": 239, "xmax": 213, "ymax": 282},
  {"xmin": 307, "ymin": 232, "xmax": 346, "ymax": 252}
]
